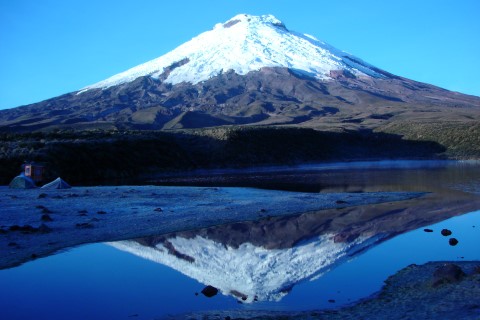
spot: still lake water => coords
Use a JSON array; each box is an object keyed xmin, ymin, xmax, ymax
[{"xmin": 1, "ymin": 160, "xmax": 480, "ymax": 319}]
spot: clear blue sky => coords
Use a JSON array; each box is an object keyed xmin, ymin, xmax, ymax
[{"xmin": 1, "ymin": 0, "xmax": 479, "ymax": 110}]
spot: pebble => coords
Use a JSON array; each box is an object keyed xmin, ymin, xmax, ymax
[
  {"xmin": 441, "ymin": 229, "xmax": 452, "ymax": 236},
  {"xmin": 201, "ymin": 285, "xmax": 218, "ymax": 298},
  {"xmin": 41, "ymin": 214, "xmax": 53, "ymax": 222},
  {"xmin": 449, "ymin": 238, "xmax": 459, "ymax": 246}
]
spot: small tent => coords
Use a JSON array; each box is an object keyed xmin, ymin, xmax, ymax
[
  {"xmin": 9, "ymin": 174, "xmax": 36, "ymax": 189},
  {"xmin": 41, "ymin": 177, "xmax": 71, "ymax": 189}
]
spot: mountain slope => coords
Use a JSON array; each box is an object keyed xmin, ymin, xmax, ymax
[
  {"xmin": 79, "ymin": 14, "xmax": 383, "ymax": 92},
  {"xmin": 0, "ymin": 14, "xmax": 479, "ymax": 134}
]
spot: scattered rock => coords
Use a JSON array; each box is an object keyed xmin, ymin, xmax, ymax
[
  {"xmin": 78, "ymin": 210, "xmax": 88, "ymax": 214},
  {"xmin": 8, "ymin": 242, "xmax": 18, "ymax": 247},
  {"xmin": 37, "ymin": 193, "xmax": 48, "ymax": 199},
  {"xmin": 9, "ymin": 225, "xmax": 21, "ymax": 231},
  {"xmin": 76, "ymin": 222, "xmax": 94, "ymax": 229},
  {"xmin": 449, "ymin": 238, "xmax": 459, "ymax": 246},
  {"xmin": 328, "ymin": 299, "xmax": 336, "ymax": 303},
  {"xmin": 241, "ymin": 296, "xmax": 247, "ymax": 301},
  {"xmin": 9, "ymin": 224, "xmax": 50, "ymax": 234},
  {"xmin": 195, "ymin": 292, "xmax": 199, "ymax": 296},
  {"xmin": 154, "ymin": 208, "xmax": 163, "ymax": 212},
  {"xmin": 433, "ymin": 263, "xmax": 466, "ymax": 287},
  {"xmin": 41, "ymin": 214, "xmax": 53, "ymax": 222},
  {"xmin": 12, "ymin": 225, "xmax": 35, "ymax": 233},
  {"xmin": 201, "ymin": 285, "xmax": 218, "ymax": 298},
  {"xmin": 78, "ymin": 213, "xmax": 88, "ymax": 217},
  {"xmin": 97, "ymin": 211, "xmax": 107, "ymax": 215},
  {"xmin": 259, "ymin": 208, "xmax": 267, "ymax": 213},
  {"xmin": 441, "ymin": 229, "xmax": 452, "ymax": 236},
  {"xmin": 424, "ymin": 228, "xmax": 433, "ymax": 232}
]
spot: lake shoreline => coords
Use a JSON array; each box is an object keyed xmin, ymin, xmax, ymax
[
  {"xmin": 0, "ymin": 185, "xmax": 423, "ymax": 270},
  {"xmin": 1, "ymin": 126, "xmax": 469, "ymax": 186},
  {"xmin": 179, "ymin": 260, "xmax": 480, "ymax": 320},
  {"xmin": 2, "ymin": 160, "xmax": 480, "ymax": 319}
]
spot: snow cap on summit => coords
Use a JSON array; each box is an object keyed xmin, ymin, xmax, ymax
[
  {"xmin": 216, "ymin": 14, "xmax": 286, "ymax": 29},
  {"xmin": 80, "ymin": 14, "xmax": 382, "ymax": 93}
]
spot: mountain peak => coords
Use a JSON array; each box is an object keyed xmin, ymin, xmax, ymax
[
  {"xmin": 218, "ymin": 14, "xmax": 287, "ymax": 30},
  {"xmin": 80, "ymin": 14, "xmax": 383, "ymax": 93}
]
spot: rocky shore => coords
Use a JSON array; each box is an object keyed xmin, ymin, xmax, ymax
[{"xmin": 176, "ymin": 261, "xmax": 480, "ymax": 320}]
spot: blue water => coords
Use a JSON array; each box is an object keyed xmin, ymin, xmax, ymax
[
  {"xmin": 0, "ymin": 244, "xmax": 238, "ymax": 319},
  {"xmin": 277, "ymin": 210, "xmax": 480, "ymax": 311},
  {"xmin": 1, "ymin": 160, "xmax": 480, "ymax": 319},
  {"xmin": 0, "ymin": 210, "xmax": 478, "ymax": 319}
]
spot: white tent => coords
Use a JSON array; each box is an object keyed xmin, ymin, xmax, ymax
[
  {"xmin": 9, "ymin": 174, "xmax": 36, "ymax": 189},
  {"xmin": 41, "ymin": 177, "xmax": 71, "ymax": 189}
]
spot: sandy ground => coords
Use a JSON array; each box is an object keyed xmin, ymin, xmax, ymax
[{"xmin": 0, "ymin": 185, "xmax": 422, "ymax": 269}]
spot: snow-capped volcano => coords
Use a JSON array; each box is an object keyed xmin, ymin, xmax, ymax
[
  {"xmin": 81, "ymin": 14, "xmax": 382, "ymax": 92},
  {"xmin": 1, "ymin": 13, "xmax": 479, "ymax": 133}
]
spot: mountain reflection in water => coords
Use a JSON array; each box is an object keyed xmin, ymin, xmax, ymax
[
  {"xmin": 110, "ymin": 181, "xmax": 479, "ymax": 303},
  {"xmin": 1, "ymin": 160, "xmax": 480, "ymax": 319},
  {"xmin": 108, "ymin": 161, "xmax": 480, "ymax": 307}
]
